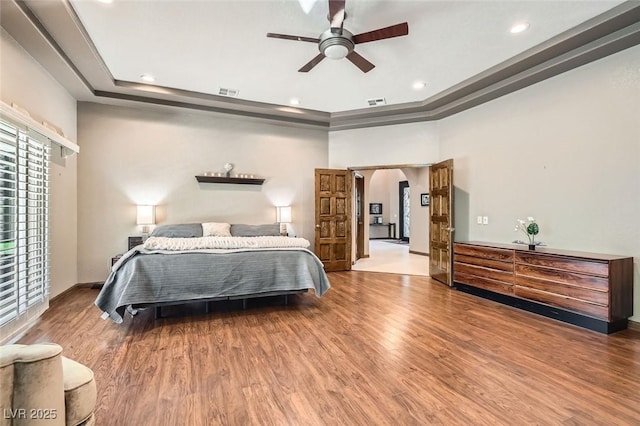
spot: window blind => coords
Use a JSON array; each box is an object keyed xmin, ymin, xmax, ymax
[{"xmin": 0, "ymin": 118, "xmax": 50, "ymax": 332}]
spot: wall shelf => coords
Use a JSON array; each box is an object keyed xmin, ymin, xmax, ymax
[{"xmin": 195, "ymin": 175, "xmax": 264, "ymax": 185}]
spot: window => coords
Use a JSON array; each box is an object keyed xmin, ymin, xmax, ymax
[{"xmin": 0, "ymin": 118, "xmax": 50, "ymax": 338}]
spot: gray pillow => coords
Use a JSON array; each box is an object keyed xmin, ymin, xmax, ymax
[
  {"xmin": 230, "ymin": 224, "xmax": 280, "ymax": 237},
  {"xmin": 150, "ymin": 223, "xmax": 203, "ymax": 238}
]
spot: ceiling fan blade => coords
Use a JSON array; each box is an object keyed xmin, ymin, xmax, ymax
[
  {"xmin": 328, "ymin": 0, "xmax": 346, "ymax": 26},
  {"xmin": 267, "ymin": 33, "xmax": 319, "ymax": 43},
  {"xmin": 353, "ymin": 22, "xmax": 409, "ymax": 44},
  {"xmin": 346, "ymin": 51, "xmax": 375, "ymax": 73},
  {"xmin": 298, "ymin": 53, "xmax": 326, "ymax": 72}
]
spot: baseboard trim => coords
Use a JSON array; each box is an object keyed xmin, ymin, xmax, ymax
[
  {"xmin": 409, "ymin": 250, "xmax": 429, "ymax": 256},
  {"xmin": 50, "ymin": 282, "xmax": 103, "ymax": 304},
  {"xmin": 75, "ymin": 282, "xmax": 102, "ymax": 288},
  {"xmin": 628, "ymin": 320, "xmax": 640, "ymax": 332}
]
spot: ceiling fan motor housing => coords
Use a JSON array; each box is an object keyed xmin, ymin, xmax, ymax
[{"xmin": 319, "ymin": 29, "xmax": 355, "ymax": 59}]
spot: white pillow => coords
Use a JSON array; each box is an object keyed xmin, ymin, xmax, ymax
[{"xmin": 202, "ymin": 222, "xmax": 231, "ymax": 237}]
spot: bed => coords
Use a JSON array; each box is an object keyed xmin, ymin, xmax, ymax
[{"xmin": 95, "ymin": 223, "xmax": 331, "ymax": 323}]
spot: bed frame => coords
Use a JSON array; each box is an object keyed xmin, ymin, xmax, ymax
[{"xmin": 150, "ymin": 289, "xmax": 309, "ymax": 319}]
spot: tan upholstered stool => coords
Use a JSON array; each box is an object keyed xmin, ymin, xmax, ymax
[{"xmin": 0, "ymin": 343, "xmax": 96, "ymax": 426}]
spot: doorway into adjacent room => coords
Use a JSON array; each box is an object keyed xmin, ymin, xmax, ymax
[{"xmin": 351, "ymin": 167, "xmax": 429, "ymax": 277}]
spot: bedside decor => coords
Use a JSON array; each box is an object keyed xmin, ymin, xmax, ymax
[
  {"xmin": 515, "ymin": 217, "xmax": 539, "ymax": 249},
  {"xmin": 421, "ymin": 193, "xmax": 430, "ymax": 206},
  {"xmin": 136, "ymin": 205, "xmax": 156, "ymax": 238},
  {"xmin": 276, "ymin": 205, "xmax": 292, "ymax": 236}
]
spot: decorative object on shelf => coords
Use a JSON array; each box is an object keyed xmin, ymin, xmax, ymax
[
  {"xmin": 374, "ymin": 216, "xmax": 383, "ymax": 224},
  {"xmin": 136, "ymin": 205, "xmax": 156, "ymax": 239},
  {"xmin": 515, "ymin": 216, "xmax": 539, "ymax": 250},
  {"xmin": 223, "ymin": 162, "xmax": 234, "ymax": 177},
  {"xmin": 421, "ymin": 193, "xmax": 430, "ymax": 206},
  {"xmin": 276, "ymin": 205, "xmax": 292, "ymax": 236},
  {"xmin": 369, "ymin": 203, "xmax": 382, "ymax": 215}
]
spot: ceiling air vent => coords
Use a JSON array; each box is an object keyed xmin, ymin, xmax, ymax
[
  {"xmin": 367, "ymin": 97, "xmax": 386, "ymax": 107},
  {"xmin": 218, "ymin": 87, "xmax": 239, "ymax": 97}
]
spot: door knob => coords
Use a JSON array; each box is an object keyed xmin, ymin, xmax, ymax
[{"xmin": 315, "ymin": 224, "xmax": 321, "ymax": 228}]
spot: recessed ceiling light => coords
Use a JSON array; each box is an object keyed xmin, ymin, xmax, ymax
[
  {"xmin": 412, "ymin": 81, "xmax": 427, "ymax": 90},
  {"xmin": 140, "ymin": 74, "xmax": 155, "ymax": 83},
  {"xmin": 97, "ymin": 0, "xmax": 113, "ymax": 4},
  {"xmin": 289, "ymin": 98, "xmax": 300, "ymax": 106},
  {"xmin": 510, "ymin": 21, "xmax": 530, "ymax": 34}
]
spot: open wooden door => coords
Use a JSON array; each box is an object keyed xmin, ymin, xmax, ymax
[
  {"xmin": 314, "ymin": 169, "xmax": 352, "ymax": 272},
  {"xmin": 429, "ymin": 159, "xmax": 454, "ymax": 286}
]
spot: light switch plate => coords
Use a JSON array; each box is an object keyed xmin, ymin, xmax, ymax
[
  {"xmin": 482, "ymin": 216, "xmax": 489, "ymax": 225},
  {"xmin": 477, "ymin": 216, "xmax": 483, "ymax": 224}
]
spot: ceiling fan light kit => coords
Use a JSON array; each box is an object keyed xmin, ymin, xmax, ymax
[
  {"xmin": 267, "ymin": 0, "xmax": 408, "ymax": 73},
  {"xmin": 320, "ymin": 29, "xmax": 354, "ymax": 59}
]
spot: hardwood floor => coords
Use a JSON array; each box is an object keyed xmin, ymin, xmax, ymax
[{"xmin": 19, "ymin": 271, "xmax": 640, "ymax": 425}]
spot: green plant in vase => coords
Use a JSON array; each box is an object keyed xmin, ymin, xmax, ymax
[{"xmin": 515, "ymin": 217, "xmax": 539, "ymax": 248}]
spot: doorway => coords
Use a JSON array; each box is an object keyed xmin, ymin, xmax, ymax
[{"xmin": 350, "ymin": 168, "xmax": 429, "ymax": 276}]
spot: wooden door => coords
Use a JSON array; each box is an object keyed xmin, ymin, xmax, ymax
[
  {"xmin": 429, "ymin": 159, "xmax": 454, "ymax": 286},
  {"xmin": 355, "ymin": 175, "xmax": 365, "ymax": 261},
  {"xmin": 315, "ymin": 169, "xmax": 352, "ymax": 272}
]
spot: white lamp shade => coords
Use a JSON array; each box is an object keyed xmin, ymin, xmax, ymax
[
  {"xmin": 276, "ymin": 206, "xmax": 292, "ymax": 223},
  {"xmin": 137, "ymin": 205, "xmax": 156, "ymax": 225}
]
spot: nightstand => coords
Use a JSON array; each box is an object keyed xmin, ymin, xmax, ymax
[{"xmin": 128, "ymin": 236, "xmax": 144, "ymax": 250}]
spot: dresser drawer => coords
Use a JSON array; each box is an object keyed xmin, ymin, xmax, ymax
[
  {"xmin": 454, "ymin": 244, "xmax": 514, "ymax": 261},
  {"xmin": 514, "ymin": 287, "xmax": 609, "ymax": 320},
  {"xmin": 454, "ymin": 254, "xmax": 513, "ymax": 272},
  {"xmin": 454, "ymin": 271, "xmax": 514, "ymax": 295},
  {"xmin": 455, "ymin": 262, "xmax": 514, "ymax": 284},
  {"xmin": 515, "ymin": 274, "xmax": 608, "ymax": 306},
  {"xmin": 515, "ymin": 252, "xmax": 609, "ymax": 277},
  {"xmin": 516, "ymin": 264, "xmax": 609, "ymax": 291}
]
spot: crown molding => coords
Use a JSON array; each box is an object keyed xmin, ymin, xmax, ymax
[{"xmin": 3, "ymin": 0, "xmax": 639, "ymax": 131}]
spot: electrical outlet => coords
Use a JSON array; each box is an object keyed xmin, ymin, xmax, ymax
[
  {"xmin": 482, "ymin": 216, "xmax": 489, "ymax": 225},
  {"xmin": 477, "ymin": 216, "xmax": 483, "ymax": 224}
]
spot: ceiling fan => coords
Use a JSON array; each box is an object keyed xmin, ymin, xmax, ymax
[{"xmin": 266, "ymin": 0, "xmax": 409, "ymax": 73}]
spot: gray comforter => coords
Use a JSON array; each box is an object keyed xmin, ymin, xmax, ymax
[{"xmin": 95, "ymin": 247, "xmax": 330, "ymax": 323}]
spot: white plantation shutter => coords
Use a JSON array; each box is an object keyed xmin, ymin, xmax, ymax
[{"xmin": 0, "ymin": 118, "xmax": 50, "ymax": 337}]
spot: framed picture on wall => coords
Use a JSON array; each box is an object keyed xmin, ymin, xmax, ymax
[
  {"xmin": 421, "ymin": 193, "xmax": 430, "ymax": 206},
  {"xmin": 369, "ymin": 203, "xmax": 382, "ymax": 215}
]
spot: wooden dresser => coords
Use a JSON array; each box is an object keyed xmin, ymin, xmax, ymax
[{"xmin": 453, "ymin": 241, "xmax": 634, "ymax": 333}]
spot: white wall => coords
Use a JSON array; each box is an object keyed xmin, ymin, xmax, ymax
[
  {"xmin": 0, "ymin": 29, "xmax": 78, "ymax": 298},
  {"xmin": 77, "ymin": 102, "xmax": 328, "ymax": 283},
  {"xmin": 328, "ymin": 121, "xmax": 439, "ymax": 168},
  {"xmin": 439, "ymin": 45, "xmax": 640, "ymax": 321}
]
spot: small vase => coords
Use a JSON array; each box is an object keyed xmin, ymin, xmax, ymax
[{"xmin": 528, "ymin": 244, "xmax": 536, "ymax": 250}]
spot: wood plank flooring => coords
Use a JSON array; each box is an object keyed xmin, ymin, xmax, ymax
[{"xmin": 19, "ymin": 271, "xmax": 640, "ymax": 425}]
